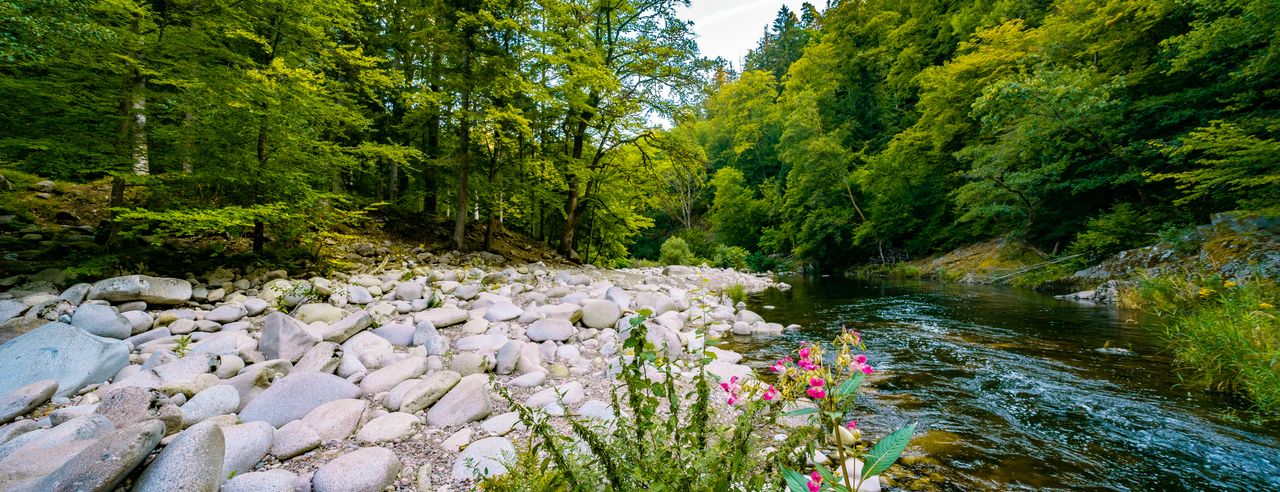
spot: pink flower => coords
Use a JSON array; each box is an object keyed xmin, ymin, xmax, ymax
[
  {"xmin": 807, "ymin": 470, "xmax": 822, "ymax": 492},
  {"xmin": 762, "ymin": 385, "xmax": 778, "ymax": 401},
  {"xmin": 770, "ymin": 358, "xmax": 789, "ymax": 373},
  {"xmin": 845, "ymin": 420, "xmax": 858, "ymax": 430},
  {"xmin": 798, "ymin": 346, "xmax": 812, "ymax": 360},
  {"xmin": 798, "ymin": 359, "xmax": 818, "ymax": 371},
  {"xmin": 851, "ymin": 354, "xmax": 874, "ymax": 375},
  {"xmin": 809, "ymin": 377, "xmax": 825, "ymax": 388},
  {"xmin": 807, "ymin": 387, "xmax": 826, "ymax": 399},
  {"xmin": 720, "ymin": 376, "xmax": 741, "ymax": 406}
]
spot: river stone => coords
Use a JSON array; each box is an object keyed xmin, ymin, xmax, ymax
[
  {"xmin": 221, "ymin": 421, "xmax": 274, "ymax": 477},
  {"xmin": 459, "ymin": 317, "xmax": 490, "ymax": 335},
  {"xmin": 121, "ymin": 310, "xmax": 154, "ymax": 334},
  {"xmin": 88, "ymin": 275, "xmax": 192, "ymax": 304},
  {"xmin": 342, "ymin": 331, "xmax": 395, "ymax": 371},
  {"xmin": 581, "ymin": 299, "xmax": 622, "ymax": 329},
  {"xmin": 526, "ymin": 381, "xmax": 585, "ymax": 408},
  {"xmin": 605, "ymin": 287, "xmax": 631, "ymax": 309},
  {"xmin": 181, "ymin": 385, "xmax": 240, "ymax": 427},
  {"xmin": 206, "ymin": 304, "xmax": 247, "ymax": 324},
  {"xmin": 222, "ymin": 469, "xmax": 298, "ymax": 492},
  {"xmin": 453, "ymin": 284, "xmax": 481, "ymax": 301},
  {"xmin": 355, "ymin": 412, "xmax": 418, "ymax": 443},
  {"xmin": 294, "ymin": 303, "xmax": 344, "ymax": 324},
  {"xmin": 153, "ymin": 353, "xmax": 220, "ymax": 384},
  {"xmin": 482, "ymin": 301, "xmax": 522, "ymax": 322},
  {"xmin": 450, "ymin": 352, "xmax": 492, "ymax": 376},
  {"xmin": 244, "ymin": 298, "xmax": 269, "ymax": 316},
  {"xmin": 0, "ymin": 380, "xmax": 57, "ymax": 424},
  {"xmin": 300, "ymin": 399, "xmax": 367, "ymax": 442},
  {"xmin": 426, "ymin": 374, "xmax": 491, "ymax": 427},
  {"xmin": 495, "ymin": 340, "xmax": 522, "ymax": 375},
  {"xmin": 312, "ymin": 446, "xmax": 401, "ymax": 492},
  {"xmin": 507, "ymin": 371, "xmax": 545, "ymax": 388},
  {"xmin": 456, "ymin": 334, "xmax": 507, "ymax": 353},
  {"xmin": 451, "ymin": 436, "xmax": 515, "ymax": 480},
  {"xmin": 413, "ymin": 307, "xmax": 468, "ymax": 328},
  {"xmin": 359, "ymin": 356, "xmax": 429, "ymax": 395},
  {"xmin": 259, "ymin": 312, "xmax": 320, "ymax": 362},
  {"xmin": 0, "ymin": 300, "xmax": 28, "ymax": 324},
  {"xmin": 0, "ymin": 420, "xmax": 39, "ymax": 446},
  {"xmin": 69, "ymin": 303, "xmax": 132, "ymax": 339},
  {"xmin": 371, "ymin": 322, "xmax": 415, "ymax": 345},
  {"xmin": 526, "ymin": 318, "xmax": 574, "ymax": 342},
  {"xmin": 0, "ymin": 414, "xmax": 115, "ymax": 465},
  {"xmin": 314, "ymin": 311, "xmax": 373, "ymax": 343},
  {"xmin": 397, "ymin": 371, "xmax": 461, "ymax": 414},
  {"xmin": 131, "ymin": 421, "xmax": 225, "ymax": 492},
  {"xmin": 95, "ymin": 387, "xmax": 183, "ymax": 434},
  {"xmin": 412, "ymin": 320, "xmax": 448, "ymax": 356},
  {"xmin": 538, "ymin": 303, "xmax": 583, "ymax": 322},
  {"xmin": 239, "ymin": 372, "xmax": 360, "ymax": 428},
  {"xmin": 293, "ymin": 341, "xmax": 341, "ymax": 374},
  {"xmin": 34, "ymin": 419, "xmax": 163, "ymax": 491},
  {"xmin": 270, "ymin": 420, "xmax": 320, "ymax": 459},
  {"xmin": 347, "ymin": 286, "xmax": 374, "ymax": 304},
  {"xmin": 480, "ymin": 412, "xmax": 521, "ymax": 436},
  {"xmin": 395, "ymin": 282, "xmax": 424, "ymax": 301}
]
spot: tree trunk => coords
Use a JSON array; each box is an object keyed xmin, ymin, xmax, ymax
[
  {"xmin": 130, "ymin": 75, "xmax": 148, "ymax": 175},
  {"xmin": 453, "ymin": 98, "xmax": 472, "ymax": 251}
]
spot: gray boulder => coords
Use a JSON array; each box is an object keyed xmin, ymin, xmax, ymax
[
  {"xmin": 294, "ymin": 303, "xmax": 344, "ymax": 324},
  {"xmin": 0, "ymin": 322, "xmax": 129, "ymax": 397},
  {"xmin": 359, "ymin": 356, "xmax": 429, "ymax": 395},
  {"xmin": 0, "ymin": 300, "xmax": 28, "ymax": 324},
  {"xmin": 311, "ymin": 447, "xmax": 402, "ymax": 492},
  {"xmin": 413, "ymin": 307, "xmax": 468, "ymax": 328},
  {"xmin": 395, "ymin": 281, "xmax": 424, "ymax": 301},
  {"xmin": 95, "ymin": 386, "xmax": 182, "ymax": 435},
  {"xmin": 313, "ymin": 311, "xmax": 372, "ymax": 343},
  {"xmin": 36, "ymin": 419, "xmax": 164, "ymax": 492},
  {"xmin": 239, "ymin": 372, "xmax": 360, "ymax": 428},
  {"xmin": 259, "ymin": 312, "xmax": 320, "ymax": 362},
  {"xmin": 354, "ymin": 412, "xmax": 418, "ymax": 443},
  {"xmin": 206, "ymin": 304, "xmax": 247, "ymax": 324},
  {"xmin": 270, "ymin": 420, "xmax": 319, "ymax": 460},
  {"xmin": 88, "ymin": 275, "xmax": 192, "ymax": 304},
  {"xmin": 0, "ymin": 414, "xmax": 114, "ymax": 463},
  {"xmin": 131, "ymin": 421, "xmax": 225, "ymax": 492},
  {"xmin": 300, "ymin": 399, "xmax": 367, "ymax": 442},
  {"xmin": 412, "ymin": 320, "xmax": 448, "ymax": 356},
  {"xmin": 221, "ymin": 421, "xmax": 274, "ymax": 478},
  {"xmin": 181, "ymin": 385, "xmax": 240, "ymax": 427},
  {"xmin": 0, "ymin": 380, "xmax": 57, "ymax": 424},
  {"xmin": 121, "ymin": 310, "xmax": 154, "ymax": 334},
  {"xmin": 451, "ymin": 436, "xmax": 515, "ymax": 480},
  {"xmin": 425, "ymin": 374, "xmax": 492, "ymax": 427},
  {"xmin": 70, "ymin": 303, "xmax": 132, "ymax": 339},
  {"xmin": 527, "ymin": 318, "xmax": 575, "ymax": 342},
  {"xmin": 395, "ymin": 371, "xmax": 461, "ymax": 414},
  {"xmin": 222, "ymin": 469, "xmax": 298, "ymax": 492},
  {"xmin": 581, "ymin": 299, "xmax": 622, "ymax": 329}
]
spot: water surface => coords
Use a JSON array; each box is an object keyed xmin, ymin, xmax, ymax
[{"xmin": 724, "ymin": 276, "xmax": 1280, "ymax": 491}]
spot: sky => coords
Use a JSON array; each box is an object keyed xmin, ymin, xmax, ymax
[{"xmin": 677, "ymin": 0, "xmax": 814, "ymax": 68}]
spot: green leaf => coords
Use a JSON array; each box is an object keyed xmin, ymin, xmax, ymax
[
  {"xmin": 782, "ymin": 467, "xmax": 810, "ymax": 492},
  {"xmin": 837, "ymin": 372, "xmax": 865, "ymax": 397},
  {"xmin": 784, "ymin": 407, "xmax": 818, "ymax": 417},
  {"xmin": 861, "ymin": 422, "xmax": 917, "ymax": 481},
  {"xmin": 816, "ymin": 462, "xmax": 848, "ymax": 491}
]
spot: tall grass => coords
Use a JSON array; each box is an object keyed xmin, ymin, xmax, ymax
[
  {"xmin": 723, "ymin": 283, "xmax": 747, "ymax": 305},
  {"xmin": 1125, "ymin": 274, "xmax": 1280, "ymax": 417}
]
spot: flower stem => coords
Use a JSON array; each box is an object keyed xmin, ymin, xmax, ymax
[{"xmin": 834, "ymin": 417, "xmax": 853, "ymax": 491}]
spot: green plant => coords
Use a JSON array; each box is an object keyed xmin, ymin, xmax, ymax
[
  {"xmin": 1149, "ymin": 276, "xmax": 1280, "ymax": 417},
  {"xmin": 659, "ymin": 237, "xmax": 696, "ymax": 266},
  {"xmin": 774, "ymin": 329, "xmax": 916, "ymax": 492},
  {"xmin": 713, "ymin": 245, "xmax": 750, "ymax": 270},
  {"xmin": 723, "ymin": 284, "xmax": 747, "ymax": 305},
  {"xmin": 174, "ymin": 334, "xmax": 192, "ymax": 357},
  {"xmin": 489, "ymin": 310, "xmax": 788, "ymax": 490}
]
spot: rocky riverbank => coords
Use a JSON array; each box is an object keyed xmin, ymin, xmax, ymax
[{"xmin": 0, "ymin": 257, "xmax": 796, "ymax": 491}]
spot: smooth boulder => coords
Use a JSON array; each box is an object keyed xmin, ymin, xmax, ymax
[
  {"xmin": 311, "ymin": 447, "xmax": 402, "ymax": 492},
  {"xmin": 88, "ymin": 275, "xmax": 192, "ymax": 304},
  {"xmin": 0, "ymin": 322, "xmax": 130, "ymax": 397},
  {"xmin": 0, "ymin": 380, "xmax": 57, "ymax": 424},
  {"xmin": 239, "ymin": 372, "xmax": 360, "ymax": 428},
  {"xmin": 259, "ymin": 312, "xmax": 320, "ymax": 362},
  {"xmin": 70, "ymin": 303, "xmax": 132, "ymax": 339},
  {"xmin": 36, "ymin": 419, "xmax": 164, "ymax": 491},
  {"xmin": 425, "ymin": 374, "xmax": 492, "ymax": 427},
  {"xmin": 131, "ymin": 421, "xmax": 225, "ymax": 492},
  {"xmin": 451, "ymin": 436, "xmax": 515, "ymax": 480}
]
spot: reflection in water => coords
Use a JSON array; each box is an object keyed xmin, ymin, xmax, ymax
[{"xmin": 724, "ymin": 276, "xmax": 1280, "ymax": 491}]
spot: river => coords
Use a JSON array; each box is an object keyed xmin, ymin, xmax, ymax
[{"xmin": 723, "ymin": 276, "xmax": 1280, "ymax": 491}]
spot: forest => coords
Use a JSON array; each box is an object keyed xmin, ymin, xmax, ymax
[{"xmin": 2, "ymin": 0, "xmax": 1278, "ymax": 271}]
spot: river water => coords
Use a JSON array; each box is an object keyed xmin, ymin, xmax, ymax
[{"xmin": 723, "ymin": 276, "xmax": 1280, "ymax": 491}]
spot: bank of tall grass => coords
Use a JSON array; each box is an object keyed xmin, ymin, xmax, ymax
[{"xmin": 1122, "ymin": 274, "xmax": 1280, "ymax": 417}]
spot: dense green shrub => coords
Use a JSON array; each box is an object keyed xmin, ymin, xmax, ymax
[
  {"xmin": 713, "ymin": 245, "xmax": 750, "ymax": 270},
  {"xmin": 1068, "ymin": 203, "xmax": 1167, "ymax": 259},
  {"xmin": 659, "ymin": 237, "xmax": 696, "ymax": 265}
]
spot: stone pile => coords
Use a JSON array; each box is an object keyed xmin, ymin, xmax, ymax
[{"xmin": 0, "ymin": 261, "xmax": 794, "ymax": 490}]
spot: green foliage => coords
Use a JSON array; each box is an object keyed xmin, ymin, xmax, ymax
[
  {"xmin": 713, "ymin": 245, "xmax": 750, "ymax": 271},
  {"xmin": 1068, "ymin": 203, "xmax": 1168, "ymax": 259},
  {"xmin": 174, "ymin": 334, "xmax": 192, "ymax": 358},
  {"xmin": 1128, "ymin": 275, "xmax": 1280, "ymax": 418},
  {"xmin": 658, "ymin": 237, "xmax": 696, "ymax": 266},
  {"xmin": 723, "ymin": 284, "xmax": 747, "ymax": 305},
  {"xmin": 488, "ymin": 312, "xmax": 790, "ymax": 490}
]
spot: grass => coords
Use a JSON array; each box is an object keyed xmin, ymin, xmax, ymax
[
  {"xmin": 723, "ymin": 283, "xmax": 747, "ymax": 304},
  {"xmin": 1123, "ymin": 274, "xmax": 1280, "ymax": 418}
]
